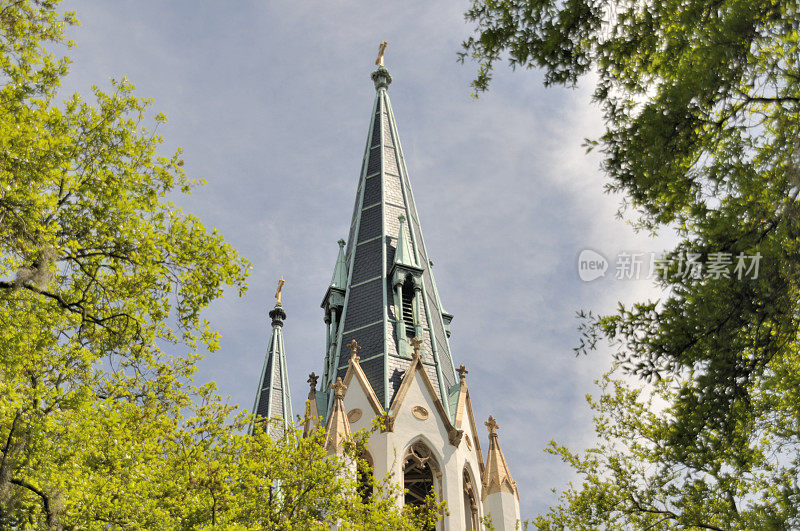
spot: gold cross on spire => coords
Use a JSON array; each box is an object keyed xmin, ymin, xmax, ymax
[
  {"xmin": 410, "ymin": 336, "xmax": 423, "ymax": 359},
  {"xmin": 347, "ymin": 339, "xmax": 361, "ymax": 362},
  {"xmin": 457, "ymin": 364, "xmax": 469, "ymax": 382},
  {"xmin": 486, "ymin": 415, "xmax": 499, "ymax": 435},
  {"xmin": 274, "ymin": 278, "xmax": 285, "ymax": 306},
  {"xmin": 375, "ymin": 41, "xmax": 388, "ymax": 67}
]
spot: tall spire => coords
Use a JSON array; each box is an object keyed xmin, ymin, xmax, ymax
[
  {"xmin": 320, "ymin": 61, "xmax": 458, "ymax": 416},
  {"xmin": 252, "ymin": 280, "xmax": 293, "ymax": 438}
]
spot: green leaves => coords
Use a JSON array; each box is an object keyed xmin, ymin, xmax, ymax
[
  {"xmin": 0, "ymin": 2, "xmax": 445, "ymax": 528},
  {"xmin": 465, "ymin": 0, "xmax": 800, "ymax": 527}
]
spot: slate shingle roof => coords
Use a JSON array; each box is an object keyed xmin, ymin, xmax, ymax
[
  {"xmin": 251, "ymin": 304, "xmax": 292, "ymax": 438},
  {"xmin": 322, "ymin": 68, "xmax": 458, "ymax": 417}
]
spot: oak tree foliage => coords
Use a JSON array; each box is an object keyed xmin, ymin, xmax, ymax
[
  {"xmin": 462, "ymin": 0, "xmax": 800, "ymax": 528},
  {"xmin": 0, "ymin": 1, "xmax": 443, "ymax": 528}
]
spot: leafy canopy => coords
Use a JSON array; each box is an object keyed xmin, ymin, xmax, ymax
[
  {"xmin": 463, "ymin": 0, "xmax": 800, "ymax": 527},
  {"xmin": 0, "ymin": 1, "xmax": 443, "ymax": 529}
]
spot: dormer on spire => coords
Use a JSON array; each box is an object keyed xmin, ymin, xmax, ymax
[
  {"xmin": 391, "ymin": 214, "xmax": 424, "ymax": 358},
  {"xmin": 321, "ymin": 240, "xmax": 348, "ymax": 390},
  {"xmin": 394, "ymin": 215, "xmax": 417, "ymax": 268},
  {"xmin": 331, "ymin": 239, "xmax": 347, "ymax": 290}
]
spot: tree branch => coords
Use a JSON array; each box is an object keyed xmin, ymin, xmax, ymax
[{"xmin": 10, "ymin": 477, "xmax": 60, "ymax": 530}]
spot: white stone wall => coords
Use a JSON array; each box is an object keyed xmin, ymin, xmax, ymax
[
  {"xmin": 343, "ymin": 369, "xmax": 488, "ymax": 530},
  {"xmin": 484, "ymin": 491, "xmax": 520, "ymax": 531}
]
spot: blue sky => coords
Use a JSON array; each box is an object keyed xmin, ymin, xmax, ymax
[{"xmin": 62, "ymin": 0, "xmax": 672, "ymax": 518}]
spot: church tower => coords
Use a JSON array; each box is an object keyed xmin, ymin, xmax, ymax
[{"xmin": 254, "ymin": 51, "xmax": 521, "ymax": 530}]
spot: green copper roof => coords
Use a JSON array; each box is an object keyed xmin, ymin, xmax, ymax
[
  {"xmin": 394, "ymin": 214, "xmax": 417, "ymax": 267},
  {"xmin": 330, "ymin": 239, "xmax": 347, "ymax": 289},
  {"xmin": 320, "ymin": 66, "xmax": 458, "ymax": 418},
  {"xmin": 252, "ymin": 303, "xmax": 293, "ymax": 437}
]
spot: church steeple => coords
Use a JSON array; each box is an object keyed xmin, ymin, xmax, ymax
[
  {"xmin": 320, "ymin": 64, "xmax": 458, "ymax": 416},
  {"xmin": 250, "ymin": 51, "xmax": 520, "ymax": 529},
  {"xmin": 252, "ymin": 280, "xmax": 292, "ymax": 438}
]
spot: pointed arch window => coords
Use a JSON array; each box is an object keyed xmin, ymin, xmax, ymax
[
  {"xmin": 402, "ymin": 441, "xmax": 444, "ymax": 531},
  {"xmin": 357, "ymin": 448, "xmax": 374, "ymax": 504}
]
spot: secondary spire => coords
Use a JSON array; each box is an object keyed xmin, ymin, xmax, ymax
[
  {"xmin": 482, "ymin": 416, "xmax": 518, "ymax": 499},
  {"xmin": 251, "ymin": 279, "xmax": 293, "ymax": 438}
]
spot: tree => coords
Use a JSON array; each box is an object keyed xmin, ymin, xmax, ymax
[
  {"xmin": 0, "ymin": 0, "xmax": 248, "ymax": 526},
  {"xmin": 0, "ymin": 1, "xmax": 444, "ymax": 528},
  {"xmin": 462, "ymin": 0, "xmax": 800, "ymax": 527}
]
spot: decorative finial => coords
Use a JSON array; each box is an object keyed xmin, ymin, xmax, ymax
[
  {"xmin": 348, "ymin": 339, "xmax": 361, "ymax": 362},
  {"xmin": 375, "ymin": 41, "xmax": 388, "ymax": 67},
  {"xmin": 337, "ymin": 239, "xmax": 345, "ymax": 248},
  {"xmin": 307, "ymin": 372, "xmax": 319, "ymax": 391},
  {"xmin": 332, "ymin": 377, "xmax": 347, "ymax": 399},
  {"xmin": 371, "ymin": 46, "xmax": 393, "ymax": 90},
  {"xmin": 274, "ymin": 278, "xmax": 285, "ymax": 306},
  {"xmin": 457, "ymin": 364, "xmax": 468, "ymax": 382},
  {"xmin": 486, "ymin": 415, "xmax": 499, "ymax": 436},
  {"xmin": 398, "ymin": 214, "xmax": 406, "ymax": 224},
  {"xmin": 410, "ymin": 336, "xmax": 423, "ymax": 359}
]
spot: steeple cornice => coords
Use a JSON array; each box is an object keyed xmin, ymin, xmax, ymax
[{"xmin": 371, "ymin": 66, "xmax": 392, "ymax": 90}]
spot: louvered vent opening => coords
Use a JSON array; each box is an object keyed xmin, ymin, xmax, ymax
[{"xmin": 402, "ymin": 282, "xmax": 415, "ymax": 338}]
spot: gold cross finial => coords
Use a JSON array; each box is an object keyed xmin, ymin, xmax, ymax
[
  {"xmin": 332, "ymin": 377, "xmax": 347, "ymax": 399},
  {"xmin": 457, "ymin": 364, "xmax": 468, "ymax": 382},
  {"xmin": 375, "ymin": 41, "xmax": 388, "ymax": 67},
  {"xmin": 307, "ymin": 372, "xmax": 319, "ymax": 390},
  {"xmin": 274, "ymin": 278, "xmax": 285, "ymax": 306},
  {"xmin": 410, "ymin": 336, "xmax": 423, "ymax": 359},
  {"xmin": 486, "ymin": 415, "xmax": 499, "ymax": 435},
  {"xmin": 347, "ymin": 339, "xmax": 361, "ymax": 362}
]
